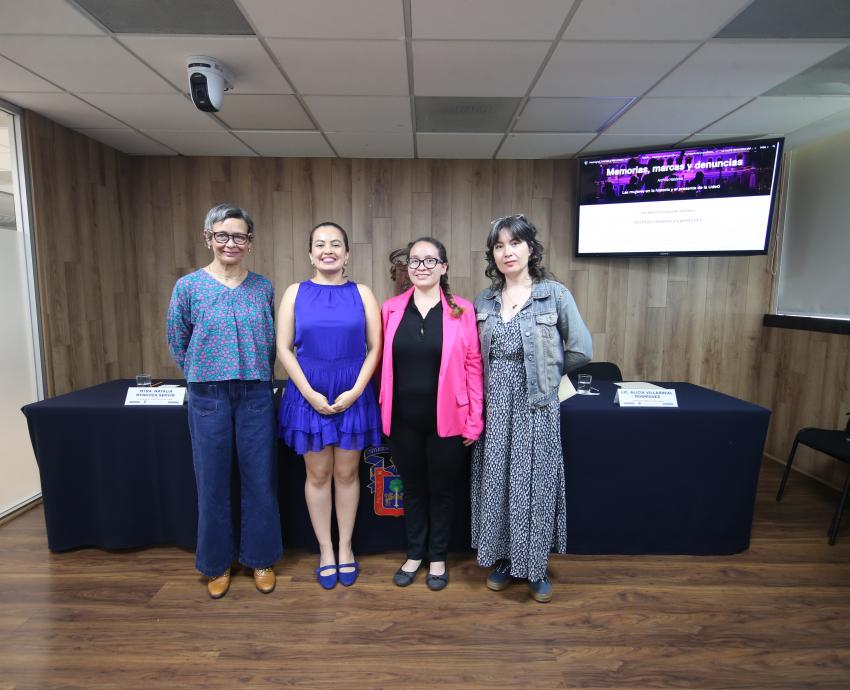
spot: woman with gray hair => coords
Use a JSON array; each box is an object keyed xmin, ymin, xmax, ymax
[{"xmin": 167, "ymin": 203, "xmax": 282, "ymax": 599}]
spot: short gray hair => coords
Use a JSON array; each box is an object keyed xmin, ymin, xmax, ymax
[{"xmin": 203, "ymin": 203, "xmax": 254, "ymax": 234}]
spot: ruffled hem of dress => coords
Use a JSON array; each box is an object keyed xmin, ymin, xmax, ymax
[{"xmin": 281, "ymin": 428, "xmax": 382, "ymax": 455}]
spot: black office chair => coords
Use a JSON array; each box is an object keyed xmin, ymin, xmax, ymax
[
  {"xmin": 574, "ymin": 361, "xmax": 623, "ymax": 381},
  {"xmin": 776, "ymin": 413, "xmax": 850, "ymax": 545}
]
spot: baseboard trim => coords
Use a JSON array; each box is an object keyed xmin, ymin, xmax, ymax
[
  {"xmin": 764, "ymin": 452, "xmax": 843, "ymax": 492},
  {"xmin": 0, "ymin": 494, "xmax": 43, "ymax": 526}
]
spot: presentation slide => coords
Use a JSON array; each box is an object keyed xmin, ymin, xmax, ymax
[
  {"xmin": 578, "ymin": 195, "xmax": 774, "ymax": 254},
  {"xmin": 576, "ymin": 140, "xmax": 782, "ymax": 256}
]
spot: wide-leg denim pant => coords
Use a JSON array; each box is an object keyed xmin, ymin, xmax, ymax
[{"xmin": 188, "ymin": 380, "xmax": 282, "ymax": 576}]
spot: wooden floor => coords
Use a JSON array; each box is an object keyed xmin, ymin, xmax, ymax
[{"xmin": 1, "ymin": 459, "xmax": 849, "ymax": 690}]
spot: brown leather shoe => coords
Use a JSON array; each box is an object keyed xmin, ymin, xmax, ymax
[
  {"xmin": 254, "ymin": 567, "xmax": 276, "ymax": 593},
  {"xmin": 207, "ymin": 570, "xmax": 231, "ymax": 599}
]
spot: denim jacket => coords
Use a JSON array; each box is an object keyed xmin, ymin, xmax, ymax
[{"xmin": 474, "ymin": 279, "xmax": 592, "ymax": 408}]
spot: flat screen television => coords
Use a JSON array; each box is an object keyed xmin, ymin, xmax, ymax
[{"xmin": 575, "ymin": 137, "xmax": 784, "ymax": 257}]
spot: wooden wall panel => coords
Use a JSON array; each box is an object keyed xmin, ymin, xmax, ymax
[
  {"xmin": 756, "ymin": 327, "xmax": 850, "ymax": 488},
  {"xmin": 25, "ymin": 112, "xmax": 141, "ymax": 395},
  {"xmin": 129, "ymin": 156, "xmax": 781, "ymax": 395},
  {"xmin": 25, "ymin": 117, "xmax": 849, "ymax": 488}
]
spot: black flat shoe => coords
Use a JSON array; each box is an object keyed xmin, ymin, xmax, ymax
[
  {"xmin": 426, "ymin": 571, "xmax": 448, "ymax": 591},
  {"xmin": 393, "ymin": 565, "xmax": 420, "ymax": 587}
]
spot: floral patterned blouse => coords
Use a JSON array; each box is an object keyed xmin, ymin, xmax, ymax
[{"xmin": 166, "ymin": 269, "xmax": 276, "ymax": 383}]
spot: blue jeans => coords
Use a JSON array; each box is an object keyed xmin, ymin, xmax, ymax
[{"xmin": 188, "ymin": 380, "xmax": 282, "ymax": 576}]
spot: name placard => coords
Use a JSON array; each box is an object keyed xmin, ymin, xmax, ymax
[
  {"xmin": 124, "ymin": 387, "xmax": 186, "ymax": 406},
  {"xmin": 616, "ymin": 387, "xmax": 678, "ymax": 408}
]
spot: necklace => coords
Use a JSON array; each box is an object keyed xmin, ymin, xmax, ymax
[
  {"xmin": 502, "ymin": 283, "xmax": 531, "ymax": 311},
  {"xmin": 206, "ymin": 265, "xmax": 246, "ymax": 282}
]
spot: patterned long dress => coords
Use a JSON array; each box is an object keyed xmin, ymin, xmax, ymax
[{"xmin": 470, "ymin": 313, "xmax": 567, "ymax": 582}]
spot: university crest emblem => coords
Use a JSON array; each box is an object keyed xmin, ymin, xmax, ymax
[{"xmin": 363, "ymin": 444, "xmax": 404, "ymax": 516}]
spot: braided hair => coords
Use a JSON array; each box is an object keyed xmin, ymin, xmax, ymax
[{"xmin": 389, "ymin": 237, "xmax": 463, "ymax": 318}]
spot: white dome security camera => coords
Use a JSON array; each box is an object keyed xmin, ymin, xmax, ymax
[{"xmin": 186, "ymin": 56, "xmax": 234, "ymax": 112}]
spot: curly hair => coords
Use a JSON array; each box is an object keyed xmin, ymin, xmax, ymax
[
  {"xmin": 389, "ymin": 237, "xmax": 463, "ymax": 318},
  {"xmin": 484, "ymin": 214, "xmax": 548, "ymax": 291}
]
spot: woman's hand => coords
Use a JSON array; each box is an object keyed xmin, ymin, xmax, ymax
[
  {"xmin": 331, "ymin": 389, "xmax": 358, "ymax": 413},
  {"xmin": 462, "ymin": 437, "xmax": 476, "ymax": 447},
  {"xmin": 306, "ymin": 390, "xmax": 334, "ymax": 415}
]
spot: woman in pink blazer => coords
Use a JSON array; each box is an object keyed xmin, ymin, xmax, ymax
[{"xmin": 379, "ymin": 237, "xmax": 483, "ymax": 591}]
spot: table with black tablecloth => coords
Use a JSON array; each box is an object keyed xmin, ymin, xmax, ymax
[
  {"xmin": 560, "ymin": 381, "xmax": 770, "ymax": 554},
  {"xmin": 22, "ymin": 379, "xmax": 768, "ymax": 555}
]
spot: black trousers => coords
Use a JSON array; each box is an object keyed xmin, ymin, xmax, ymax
[{"xmin": 388, "ymin": 424, "xmax": 466, "ymax": 562}]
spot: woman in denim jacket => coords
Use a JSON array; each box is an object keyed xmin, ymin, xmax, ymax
[{"xmin": 471, "ymin": 214, "xmax": 591, "ymax": 603}]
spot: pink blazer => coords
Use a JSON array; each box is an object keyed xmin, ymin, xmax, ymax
[{"xmin": 379, "ymin": 287, "xmax": 484, "ymax": 440}]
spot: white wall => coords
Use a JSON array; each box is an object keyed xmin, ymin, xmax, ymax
[{"xmin": 777, "ymin": 129, "xmax": 850, "ymax": 320}]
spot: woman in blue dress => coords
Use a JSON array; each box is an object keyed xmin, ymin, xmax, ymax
[{"xmin": 277, "ymin": 221, "xmax": 382, "ymax": 588}]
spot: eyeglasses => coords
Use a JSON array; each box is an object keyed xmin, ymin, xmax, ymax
[
  {"xmin": 490, "ymin": 213, "xmax": 526, "ymax": 227},
  {"xmin": 208, "ymin": 231, "xmax": 253, "ymax": 246},
  {"xmin": 406, "ymin": 257, "xmax": 444, "ymax": 270}
]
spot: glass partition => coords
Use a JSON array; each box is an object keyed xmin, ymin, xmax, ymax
[{"xmin": 0, "ymin": 105, "xmax": 44, "ymax": 516}]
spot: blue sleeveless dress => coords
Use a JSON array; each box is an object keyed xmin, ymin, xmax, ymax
[{"xmin": 278, "ymin": 280, "xmax": 382, "ymax": 455}]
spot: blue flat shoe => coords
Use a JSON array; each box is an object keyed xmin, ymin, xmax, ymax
[
  {"xmin": 316, "ymin": 563, "xmax": 338, "ymax": 589},
  {"xmin": 338, "ymin": 561, "xmax": 359, "ymax": 587}
]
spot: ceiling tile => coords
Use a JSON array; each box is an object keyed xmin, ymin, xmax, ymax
[
  {"xmin": 75, "ymin": 0, "xmax": 253, "ymax": 35},
  {"xmin": 716, "ymin": 0, "xmax": 850, "ymax": 39},
  {"xmin": 416, "ymin": 97, "xmax": 518, "ymax": 132},
  {"xmin": 413, "ymin": 41, "xmax": 549, "ymax": 97},
  {"xmin": 81, "ymin": 94, "xmax": 222, "ymax": 130},
  {"xmin": 216, "ymin": 95, "xmax": 313, "ymax": 129},
  {"xmin": 267, "ymin": 39, "xmax": 408, "ymax": 96},
  {"xmin": 234, "ymin": 130, "xmax": 336, "ymax": 156},
  {"xmin": 0, "ymin": 92, "xmax": 123, "ymax": 128},
  {"xmin": 497, "ymin": 132, "xmax": 596, "ymax": 158},
  {"xmin": 605, "ymin": 97, "xmax": 751, "ymax": 135},
  {"xmin": 119, "ymin": 36, "xmax": 292, "ymax": 94},
  {"xmin": 304, "ymin": 96, "xmax": 411, "ymax": 132},
  {"xmin": 580, "ymin": 133, "xmax": 686, "ymax": 154},
  {"xmin": 0, "ymin": 55, "xmax": 60, "ymax": 92},
  {"xmin": 76, "ymin": 128, "xmax": 177, "ymax": 155},
  {"xmin": 416, "ymin": 133, "xmax": 501, "ymax": 158},
  {"xmin": 240, "ymin": 0, "xmax": 404, "ymax": 39},
  {"xmin": 0, "ymin": 0, "xmax": 103, "ymax": 34},
  {"xmin": 649, "ymin": 41, "xmax": 849, "ymax": 98},
  {"xmin": 325, "ymin": 131, "xmax": 413, "ymax": 157},
  {"xmin": 699, "ymin": 96, "xmax": 850, "ymax": 136},
  {"xmin": 0, "ymin": 36, "xmax": 174, "ymax": 93},
  {"xmin": 142, "ymin": 129, "xmax": 256, "ymax": 156},
  {"xmin": 767, "ymin": 45, "xmax": 850, "ymax": 96},
  {"xmin": 412, "ymin": 0, "xmax": 570, "ymax": 40},
  {"xmin": 563, "ymin": 0, "xmax": 752, "ymax": 41},
  {"xmin": 533, "ymin": 41, "xmax": 699, "ymax": 98},
  {"xmin": 516, "ymin": 97, "xmax": 632, "ymax": 132}
]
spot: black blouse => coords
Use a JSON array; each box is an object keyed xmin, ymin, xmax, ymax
[{"xmin": 391, "ymin": 298, "xmax": 443, "ymax": 431}]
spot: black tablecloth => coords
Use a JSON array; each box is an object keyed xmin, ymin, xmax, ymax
[
  {"xmin": 22, "ymin": 379, "xmax": 769, "ymax": 555},
  {"xmin": 561, "ymin": 381, "xmax": 770, "ymax": 554}
]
